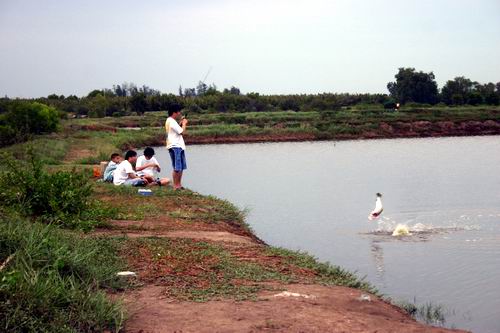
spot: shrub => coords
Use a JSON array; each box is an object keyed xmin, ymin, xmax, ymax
[
  {"xmin": 0, "ymin": 101, "xmax": 59, "ymax": 147},
  {"xmin": 0, "ymin": 149, "xmax": 114, "ymax": 230}
]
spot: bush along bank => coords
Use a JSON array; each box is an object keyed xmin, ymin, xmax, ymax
[{"xmin": 0, "ymin": 150, "xmax": 126, "ymax": 332}]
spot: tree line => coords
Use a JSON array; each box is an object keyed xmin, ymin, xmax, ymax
[
  {"xmin": 387, "ymin": 68, "xmax": 500, "ymax": 106},
  {"xmin": 1, "ymin": 68, "xmax": 499, "ymax": 119}
]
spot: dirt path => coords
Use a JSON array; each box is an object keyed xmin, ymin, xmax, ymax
[
  {"xmin": 122, "ymin": 284, "xmax": 466, "ymax": 333},
  {"xmin": 94, "ymin": 229, "xmax": 256, "ymax": 245},
  {"xmin": 93, "ymin": 212, "xmax": 468, "ymax": 333}
]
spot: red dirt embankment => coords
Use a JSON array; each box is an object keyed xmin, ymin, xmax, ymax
[
  {"xmin": 115, "ymin": 120, "xmax": 500, "ymax": 150},
  {"xmin": 184, "ymin": 120, "xmax": 500, "ymax": 145}
]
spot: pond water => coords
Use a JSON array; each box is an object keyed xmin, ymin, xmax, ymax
[{"xmin": 154, "ymin": 136, "xmax": 500, "ymax": 333}]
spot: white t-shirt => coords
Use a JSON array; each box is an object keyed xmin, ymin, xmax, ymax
[
  {"xmin": 165, "ymin": 117, "xmax": 186, "ymax": 150},
  {"xmin": 136, "ymin": 155, "xmax": 159, "ymax": 177},
  {"xmin": 113, "ymin": 160, "xmax": 136, "ymax": 185}
]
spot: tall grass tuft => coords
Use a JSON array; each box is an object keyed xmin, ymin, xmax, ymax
[
  {"xmin": 0, "ymin": 215, "xmax": 125, "ymax": 332},
  {"xmin": 397, "ymin": 299, "xmax": 448, "ymax": 326},
  {"xmin": 266, "ymin": 247, "xmax": 376, "ymax": 293}
]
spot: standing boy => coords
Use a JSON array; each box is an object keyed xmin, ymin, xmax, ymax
[{"xmin": 165, "ymin": 110, "xmax": 187, "ymax": 190}]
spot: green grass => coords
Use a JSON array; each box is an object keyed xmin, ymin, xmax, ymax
[
  {"xmin": 119, "ymin": 237, "xmax": 291, "ymax": 302},
  {"xmin": 0, "ymin": 136, "xmax": 69, "ymax": 165},
  {"xmin": 96, "ymin": 183, "xmax": 253, "ymax": 232},
  {"xmin": 0, "ymin": 215, "xmax": 126, "ymax": 332},
  {"xmin": 396, "ymin": 299, "xmax": 448, "ymax": 326},
  {"xmin": 193, "ymin": 195, "xmax": 249, "ymax": 225},
  {"xmin": 76, "ymin": 152, "xmax": 111, "ymax": 165},
  {"xmin": 115, "ymin": 202, "xmax": 164, "ymax": 220},
  {"xmin": 116, "ymin": 237, "xmax": 375, "ymax": 302},
  {"xmin": 265, "ymin": 247, "xmax": 376, "ymax": 293},
  {"xmin": 68, "ymin": 128, "xmax": 163, "ymax": 162}
]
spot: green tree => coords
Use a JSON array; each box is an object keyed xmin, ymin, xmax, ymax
[
  {"xmin": 279, "ymin": 97, "xmax": 300, "ymax": 111},
  {"xmin": 0, "ymin": 102, "xmax": 59, "ymax": 146},
  {"xmin": 223, "ymin": 86, "xmax": 241, "ymax": 95},
  {"xmin": 467, "ymin": 91, "xmax": 483, "ymax": 105},
  {"xmin": 183, "ymin": 88, "xmax": 196, "ymax": 97},
  {"xmin": 387, "ymin": 68, "xmax": 438, "ymax": 104},
  {"xmin": 130, "ymin": 92, "xmax": 147, "ymax": 115},
  {"xmin": 160, "ymin": 94, "xmax": 184, "ymax": 113},
  {"xmin": 196, "ymin": 81, "xmax": 208, "ymax": 96},
  {"xmin": 88, "ymin": 95, "xmax": 108, "ymax": 118},
  {"xmin": 441, "ymin": 77, "xmax": 475, "ymax": 105},
  {"xmin": 87, "ymin": 89, "xmax": 103, "ymax": 98},
  {"xmin": 476, "ymin": 82, "xmax": 498, "ymax": 105},
  {"xmin": 205, "ymin": 84, "xmax": 219, "ymax": 96},
  {"xmin": 485, "ymin": 92, "xmax": 499, "ymax": 105}
]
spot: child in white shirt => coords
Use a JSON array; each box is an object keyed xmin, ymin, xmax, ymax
[
  {"xmin": 136, "ymin": 147, "xmax": 170, "ymax": 186},
  {"xmin": 113, "ymin": 150, "xmax": 147, "ymax": 186}
]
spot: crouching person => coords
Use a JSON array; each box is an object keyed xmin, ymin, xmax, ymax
[
  {"xmin": 113, "ymin": 150, "xmax": 147, "ymax": 186},
  {"xmin": 136, "ymin": 147, "xmax": 170, "ymax": 186}
]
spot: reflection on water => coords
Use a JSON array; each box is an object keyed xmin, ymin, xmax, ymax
[
  {"xmin": 370, "ymin": 241, "xmax": 385, "ymax": 281},
  {"xmin": 155, "ymin": 136, "xmax": 500, "ymax": 333}
]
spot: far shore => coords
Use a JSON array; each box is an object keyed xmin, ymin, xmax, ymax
[{"xmin": 115, "ymin": 119, "xmax": 500, "ymax": 149}]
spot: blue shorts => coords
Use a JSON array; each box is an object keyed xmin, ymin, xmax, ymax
[{"xmin": 169, "ymin": 148, "xmax": 187, "ymax": 172}]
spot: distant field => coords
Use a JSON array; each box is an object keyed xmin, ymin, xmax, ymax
[{"xmin": 3, "ymin": 106, "xmax": 499, "ymax": 166}]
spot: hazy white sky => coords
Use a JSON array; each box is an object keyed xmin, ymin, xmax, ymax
[{"xmin": 1, "ymin": 0, "xmax": 499, "ymax": 97}]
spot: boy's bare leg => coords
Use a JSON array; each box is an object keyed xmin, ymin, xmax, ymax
[
  {"xmin": 172, "ymin": 171, "xmax": 183, "ymax": 189},
  {"xmin": 172, "ymin": 171, "xmax": 178, "ymax": 188},
  {"xmin": 178, "ymin": 171, "xmax": 183, "ymax": 188}
]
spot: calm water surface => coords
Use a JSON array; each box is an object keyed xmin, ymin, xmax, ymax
[{"xmin": 155, "ymin": 136, "xmax": 500, "ymax": 333}]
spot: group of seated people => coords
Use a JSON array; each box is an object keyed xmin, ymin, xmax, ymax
[{"xmin": 103, "ymin": 147, "xmax": 170, "ymax": 186}]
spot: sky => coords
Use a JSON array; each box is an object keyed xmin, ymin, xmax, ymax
[{"xmin": 1, "ymin": 0, "xmax": 499, "ymax": 98}]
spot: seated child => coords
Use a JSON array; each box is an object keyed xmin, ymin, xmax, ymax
[
  {"xmin": 113, "ymin": 150, "xmax": 148, "ymax": 186},
  {"xmin": 103, "ymin": 153, "xmax": 122, "ymax": 182},
  {"xmin": 136, "ymin": 147, "xmax": 170, "ymax": 186}
]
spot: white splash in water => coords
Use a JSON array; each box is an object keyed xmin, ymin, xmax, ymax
[
  {"xmin": 465, "ymin": 238, "xmax": 482, "ymax": 242},
  {"xmin": 371, "ymin": 217, "xmax": 481, "ymax": 238},
  {"xmin": 392, "ymin": 224, "xmax": 411, "ymax": 236},
  {"xmin": 376, "ymin": 218, "xmax": 397, "ymax": 233},
  {"xmin": 411, "ymin": 222, "xmax": 433, "ymax": 232}
]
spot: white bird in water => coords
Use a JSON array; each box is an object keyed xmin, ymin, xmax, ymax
[{"xmin": 368, "ymin": 193, "xmax": 383, "ymax": 221}]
